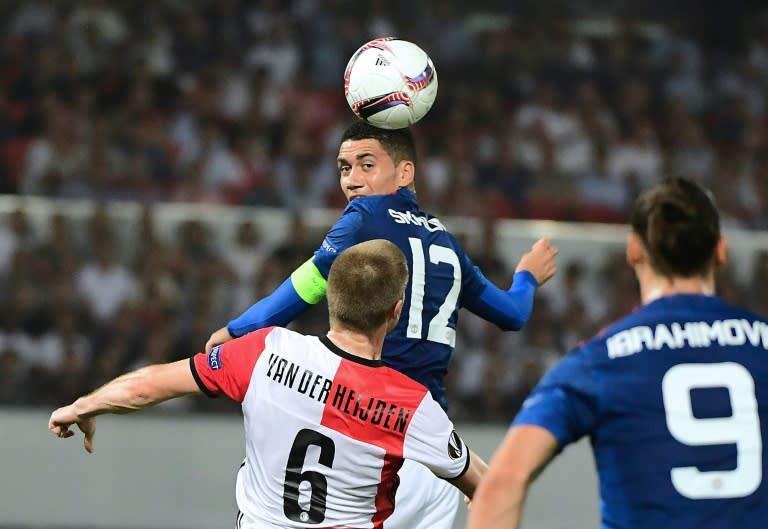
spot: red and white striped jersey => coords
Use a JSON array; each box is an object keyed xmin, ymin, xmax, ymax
[{"xmin": 190, "ymin": 326, "xmax": 469, "ymax": 529}]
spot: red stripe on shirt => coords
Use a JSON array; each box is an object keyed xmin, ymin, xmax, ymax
[
  {"xmin": 320, "ymin": 360, "xmax": 427, "ymax": 455},
  {"xmin": 192, "ymin": 327, "xmax": 275, "ymax": 402},
  {"xmin": 372, "ymin": 453, "xmax": 404, "ymax": 529}
]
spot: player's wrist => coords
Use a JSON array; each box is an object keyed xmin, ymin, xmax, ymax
[
  {"xmin": 71, "ymin": 398, "xmax": 93, "ymax": 420},
  {"xmin": 225, "ymin": 322, "xmax": 242, "ymax": 339},
  {"xmin": 513, "ymin": 270, "xmax": 538, "ymax": 288}
]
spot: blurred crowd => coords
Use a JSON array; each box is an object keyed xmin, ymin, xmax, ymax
[
  {"xmin": 1, "ymin": 0, "xmax": 768, "ymax": 224},
  {"xmin": 1, "ymin": 0, "xmax": 768, "ymax": 419},
  {"xmin": 1, "ymin": 203, "xmax": 766, "ymax": 419}
]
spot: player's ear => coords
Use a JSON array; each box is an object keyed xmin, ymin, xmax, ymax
[
  {"xmin": 392, "ymin": 298, "xmax": 404, "ymax": 320},
  {"xmin": 714, "ymin": 235, "xmax": 728, "ymax": 269},
  {"xmin": 389, "ymin": 299, "xmax": 404, "ymax": 331},
  {"xmin": 396, "ymin": 160, "xmax": 415, "ymax": 188},
  {"xmin": 626, "ymin": 232, "xmax": 645, "ymax": 268}
]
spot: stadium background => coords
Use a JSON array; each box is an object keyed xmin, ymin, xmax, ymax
[{"xmin": 0, "ymin": 0, "xmax": 767, "ymax": 528}]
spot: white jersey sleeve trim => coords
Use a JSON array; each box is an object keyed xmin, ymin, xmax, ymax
[{"xmin": 402, "ymin": 392, "xmax": 469, "ymax": 479}]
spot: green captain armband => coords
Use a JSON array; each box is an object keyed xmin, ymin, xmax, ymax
[{"xmin": 290, "ymin": 258, "xmax": 328, "ymax": 304}]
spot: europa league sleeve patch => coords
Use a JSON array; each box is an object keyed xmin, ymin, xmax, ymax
[{"xmin": 447, "ymin": 430, "xmax": 464, "ymax": 460}]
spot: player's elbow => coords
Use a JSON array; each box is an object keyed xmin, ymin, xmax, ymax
[
  {"xmin": 496, "ymin": 317, "xmax": 525, "ymax": 332},
  {"xmin": 120, "ymin": 367, "xmax": 164, "ymax": 411},
  {"xmin": 494, "ymin": 303, "xmax": 531, "ymax": 331}
]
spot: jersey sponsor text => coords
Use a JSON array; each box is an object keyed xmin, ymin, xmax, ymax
[{"xmin": 388, "ymin": 208, "xmax": 446, "ymax": 232}]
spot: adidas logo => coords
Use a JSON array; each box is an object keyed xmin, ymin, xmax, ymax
[{"xmin": 375, "ymin": 55, "xmax": 390, "ymax": 66}]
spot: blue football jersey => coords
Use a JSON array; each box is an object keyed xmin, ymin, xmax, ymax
[
  {"xmin": 313, "ymin": 189, "xmax": 491, "ymax": 409},
  {"xmin": 227, "ymin": 188, "xmax": 538, "ymax": 409},
  {"xmin": 515, "ymin": 294, "xmax": 768, "ymax": 529}
]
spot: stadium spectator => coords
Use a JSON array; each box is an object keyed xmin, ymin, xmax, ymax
[
  {"xmin": 0, "ymin": 347, "xmax": 27, "ymax": 404},
  {"xmin": 76, "ymin": 238, "xmax": 137, "ymax": 324}
]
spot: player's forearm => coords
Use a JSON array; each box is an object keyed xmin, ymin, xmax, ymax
[
  {"xmin": 450, "ymin": 448, "xmax": 489, "ymax": 499},
  {"xmin": 72, "ymin": 363, "xmax": 194, "ymax": 418},
  {"xmin": 468, "ymin": 425, "xmax": 558, "ymax": 528},
  {"xmin": 470, "ymin": 271, "xmax": 538, "ymax": 331},
  {"xmin": 466, "ymin": 471, "xmax": 527, "ymax": 529},
  {"xmin": 71, "ymin": 368, "xmax": 159, "ymax": 418}
]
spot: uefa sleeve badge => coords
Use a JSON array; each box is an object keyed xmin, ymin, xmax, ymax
[{"xmin": 447, "ymin": 430, "xmax": 464, "ymax": 460}]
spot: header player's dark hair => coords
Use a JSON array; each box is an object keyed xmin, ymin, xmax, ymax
[
  {"xmin": 630, "ymin": 177, "xmax": 720, "ymax": 278},
  {"xmin": 327, "ymin": 239, "xmax": 409, "ymax": 333},
  {"xmin": 340, "ymin": 121, "xmax": 417, "ymax": 166}
]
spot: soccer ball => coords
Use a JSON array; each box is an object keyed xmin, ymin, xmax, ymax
[{"xmin": 344, "ymin": 38, "xmax": 438, "ymax": 129}]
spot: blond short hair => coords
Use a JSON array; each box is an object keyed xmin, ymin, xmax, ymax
[{"xmin": 327, "ymin": 239, "xmax": 409, "ymax": 332}]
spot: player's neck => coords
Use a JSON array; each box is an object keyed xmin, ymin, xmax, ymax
[
  {"xmin": 325, "ymin": 328, "xmax": 385, "ymax": 361},
  {"xmin": 641, "ymin": 273, "xmax": 715, "ymax": 304}
]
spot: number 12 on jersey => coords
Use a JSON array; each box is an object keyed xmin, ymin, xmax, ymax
[{"xmin": 406, "ymin": 237, "xmax": 461, "ymax": 347}]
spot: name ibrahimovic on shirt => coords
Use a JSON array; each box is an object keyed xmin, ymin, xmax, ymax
[
  {"xmin": 265, "ymin": 352, "xmax": 414, "ymax": 433},
  {"xmin": 607, "ymin": 318, "xmax": 768, "ymax": 359}
]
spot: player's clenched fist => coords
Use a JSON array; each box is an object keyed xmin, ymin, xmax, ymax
[
  {"xmin": 49, "ymin": 405, "xmax": 96, "ymax": 453},
  {"xmin": 515, "ymin": 237, "xmax": 559, "ymax": 286},
  {"xmin": 205, "ymin": 326, "xmax": 234, "ymax": 353}
]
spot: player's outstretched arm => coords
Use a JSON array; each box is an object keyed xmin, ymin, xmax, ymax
[
  {"xmin": 207, "ymin": 208, "xmax": 365, "ymax": 351},
  {"xmin": 463, "ymin": 238, "xmax": 558, "ymax": 331},
  {"xmin": 515, "ymin": 238, "xmax": 558, "ymax": 286},
  {"xmin": 448, "ymin": 447, "xmax": 488, "ymax": 499},
  {"xmin": 48, "ymin": 360, "xmax": 201, "ymax": 453},
  {"xmin": 205, "ymin": 258, "xmax": 329, "ymax": 352},
  {"xmin": 465, "ymin": 425, "xmax": 557, "ymax": 529}
]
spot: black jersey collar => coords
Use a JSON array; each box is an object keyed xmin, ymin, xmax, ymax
[{"xmin": 319, "ymin": 335, "xmax": 383, "ymax": 367}]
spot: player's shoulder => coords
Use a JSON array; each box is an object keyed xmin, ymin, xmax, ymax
[
  {"xmin": 618, "ymin": 294, "xmax": 766, "ymax": 328},
  {"xmin": 343, "ymin": 193, "xmax": 394, "ymax": 215},
  {"xmin": 586, "ymin": 298, "xmax": 679, "ymax": 344},
  {"xmin": 342, "ymin": 190, "xmax": 467, "ymax": 255},
  {"xmin": 344, "ymin": 188, "xmax": 418, "ymax": 215},
  {"xmin": 709, "ymin": 298, "xmax": 768, "ymax": 323},
  {"xmin": 567, "ymin": 313, "xmax": 637, "ymax": 363},
  {"xmin": 575, "ymin": 302, "xmax": 662, "ymax": 352},
  {"xmin": 254, "ymin": 326, "xmax": 309, "ymax": 347},
  {"xmin": 378, "ymin": 366, "xmax": 431, "ymax": 401},
  {"xmin": 580, "ymin": 294, "xmax": 768, "ymax": 360},
  {"xmin": 255, "ymin": 328, "xmax": 336, "ymax": 368}
]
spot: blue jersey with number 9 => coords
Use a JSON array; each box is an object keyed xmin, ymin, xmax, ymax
[
  {"xmin": 312, "ymin": 189, "xmax": 537, "ymax": 410},
  {"xmin": 515, "ymin": 294, "xmax": 768, "ymax": 529}
]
